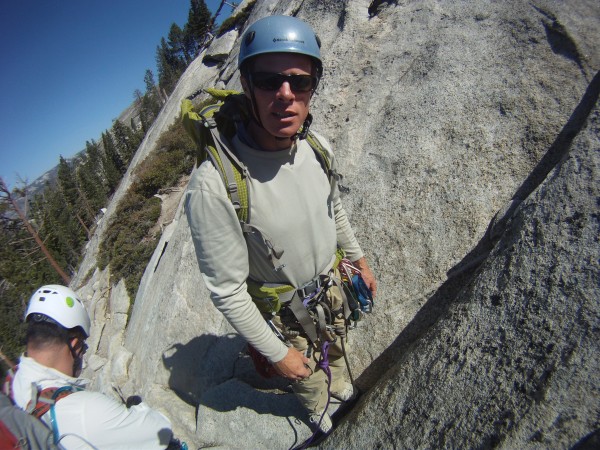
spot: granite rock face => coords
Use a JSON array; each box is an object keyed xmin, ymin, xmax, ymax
[
  {"xmin": 323, "ymin": 81, "xmax": 600, "ymax": 450},
  {"xmin": 72, "ymin": 0, "xmax": 600, "ymax": 448}
]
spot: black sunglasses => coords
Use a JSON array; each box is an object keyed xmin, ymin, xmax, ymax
[{"xmin": 250, "ymin": 72, "xmax": 318, "ymax": 93}]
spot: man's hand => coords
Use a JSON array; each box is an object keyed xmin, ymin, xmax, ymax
[
  {"xmin": 273, "ymin": 347, "xmax": 311, "ymax": 381},
  {"xmin": 353, "ymin": 256, "xmax": 377, "ymax": 297},
  {"xmin": 126, "ymin": 395, "xmax": 142, "ymax": 408}
]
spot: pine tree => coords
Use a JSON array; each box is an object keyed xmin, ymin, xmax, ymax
[
  {"xmin": 0, "ymin": 219, "xmax": 38, "ymax": 365},
  {"xmin": 143, "ymin": 70, "xmax": 162, "ymax": 116},
  {"xmin": 85, "ymin": 139, "xmax": 104, "ymax": 174},
  {"xmin": 76, "ymin": 162, "xmax": 105, "ymax": 215},
  {"xmin": 75, "ymin": 165, "xmax": 100, "ymax": 228},
  {"xmin": 187, "ymin": 0, "xmax": 212, "ymax": 48},
  {"xmin": 56, "ymin": 156, "xmax": 91, "ymax": 238},
  {"xmin": 57, "ymin": 156, "xmax": 79, "ymax": 207},
  {"xmin": 31, "ymin": 183, "xmax": 84, "ymax": 276},
  {"xmin": 156, "ymin": 38, "xmax": 184, "ymax": 94},
  {"xmin": 81, "ymin": 140, "xmax": 109, "ymax": 208},
  {"xmin": 111, "ymin": 120, "xmax": 140, "ymax": 166},
  {"xmin": 144, "ymin": 69, "xmax": 157, "ymax": 96},
  {"xmin": 101, "ymin": 132, "xmax": 124, "ymax": 193},
  {"xmin": 103, "ymin": 130, "xmax": 125, "ymax": 174},
  {"xmin": 168, "ymin": 23, "xmax": 192, "ymax": 65},
  {"xmin": 182, "ymin": 23, "xmax": 198, "ymax": 61},
  {"xmin": 133, "ymin": 89, "xmax": 150, "ymax": 134},
  {"xmin": 82, "ymin": 139, "xmax": 109, "ymax": 199}
]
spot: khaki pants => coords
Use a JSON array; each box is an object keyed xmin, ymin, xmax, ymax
[{"xmin": 272, "ymin": 272, "xmax": 350, "ymax": 413}]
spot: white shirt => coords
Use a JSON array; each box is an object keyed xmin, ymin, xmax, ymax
[{"xmin": 12, "ymin": 356, "xmax": 172, "ymax": 450}]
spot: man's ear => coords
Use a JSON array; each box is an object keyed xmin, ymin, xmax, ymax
[
  {"xmin": 69, "ymin": 336, "xmax": 81, "ymax": 349},
  {"xmin": 70, "ymin": 335, "xmax": 87, "ymax": 350}
]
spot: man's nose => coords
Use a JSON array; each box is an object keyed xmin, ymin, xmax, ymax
[{"xmin": 276, "ymin": 81, "xmax": 295, "ymax": 101}]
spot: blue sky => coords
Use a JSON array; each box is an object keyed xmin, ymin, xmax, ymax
[{"xmin": 0, "ymin": 0, "xmax": 229, "ymax": 189}]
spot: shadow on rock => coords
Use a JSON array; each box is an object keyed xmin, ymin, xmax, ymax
[
  {"xmin": 162, "ymin": 333, "xmax": 246, "ymax": 406},
  {"xmin": 162, "ymin": 333, "xmax": 297, "ymax": 412},
  {"xmin": 200, "ymin": 377, "xmax": 305, "ymax": 417},
  {"xmin": 182, "ymin": 342, "xmax": 315, "ymax": 449},
  {"xmin": 196, "ymin": 378, "xmax": 313, "ymax": 450}
]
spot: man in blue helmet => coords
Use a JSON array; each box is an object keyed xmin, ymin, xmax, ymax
[{"xmin": 185, "ymin": 15, "xmax": 377, "ymax": 433}]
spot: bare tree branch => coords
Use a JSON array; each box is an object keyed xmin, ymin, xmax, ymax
[
  {"xmin": 8, "ymin": 236, "xmax": 36, "ymax": 246},
  {"xmin": 0, "ymin": 348, "xmax": 17, "ymax": 371},
  {"xmin": 0, "ymin": 177, "xmax": 71, "ymax": 284}
]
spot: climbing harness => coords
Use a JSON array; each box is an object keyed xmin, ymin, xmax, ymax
[{"xmin": 246, "ymin": 255, "xmax": 374, "ymax": 379}]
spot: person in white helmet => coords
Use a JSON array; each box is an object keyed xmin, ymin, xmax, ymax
[
  {"xmin": 7, "ymin": 285, "xmax": 177, "ymax": 449},
  {"xmin": 185, "ymin": 15, "xmax": 377, "ymax": 435}
]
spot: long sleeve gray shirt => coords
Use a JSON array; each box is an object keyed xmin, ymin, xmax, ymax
[{"xmin": 185, "ymin": 131, "xmax": 363, "ymax": 363}]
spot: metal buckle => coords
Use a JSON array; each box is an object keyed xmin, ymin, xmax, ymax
[{"xmin": 297, "ymin": 277, "xmax": 321, "ymax": 299}]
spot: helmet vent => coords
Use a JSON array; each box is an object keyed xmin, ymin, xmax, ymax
[
  {"xmin": 245, "ymin": 31, "xmax": 255, "ymax": 46},
  {"xmin": 39, "ymin": 297, "xmax": 46, "ymax": 302}
]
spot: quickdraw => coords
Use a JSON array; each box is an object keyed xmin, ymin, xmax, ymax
[{"xmin": 338, "ymin": 258, "xmax": 374, "ymax": 324}]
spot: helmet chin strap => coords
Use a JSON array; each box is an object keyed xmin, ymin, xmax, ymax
[
  {"xmin": 68, "ymin": 340, "xmax": 84, "ymax": 377},
  {"xmin": 296, "ymin": 113, "xmax": 313, "ymax": 140},
  {"xmin": 274, "ymin": 114, "xmax": 312, "ymax": 141}
]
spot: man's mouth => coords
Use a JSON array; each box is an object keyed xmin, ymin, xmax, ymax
[{"xmin": 273, "ymin": 111, "xmax": 295, "ymax": 118}]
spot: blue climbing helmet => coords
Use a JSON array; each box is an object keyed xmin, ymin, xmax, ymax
[{"xmin": 238, "ymin": 15, "xmax": 323, "ymax": 78}]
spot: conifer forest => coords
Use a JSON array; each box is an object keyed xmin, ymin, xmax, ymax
[{"xmin": 0, "ymin": 0, "xmax": 257, "ymax": 370}]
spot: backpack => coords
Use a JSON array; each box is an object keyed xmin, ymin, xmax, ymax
[
  {"xmin": 0, "ymin": 392, "xmax": 63, "ymax": 450},
  {"xmin": 2, "ymin": 368, "xmax": 74, "ymax": 448},
  {"xmin": 181, "ymin": 88, "xmax": 342, "ymax": 225}
]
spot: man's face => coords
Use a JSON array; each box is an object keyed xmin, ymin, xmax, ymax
[{"xmin": 242, "ymin": 53, "xmax": 315, "ymax": 145}]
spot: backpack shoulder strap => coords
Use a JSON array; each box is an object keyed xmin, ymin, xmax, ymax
[
  {"xmin": 306, "ymin": 131, "xmax": 331, "ymax": 176},
  {"xmin": 305, "ymin": 131, "xmax": 348, "ymax": 192},
  {"xmin": 206, "ymin": 127, "xmax": 250, "ymax": 224},
  {"xmin": 32, "ymin": 386, "xmax": 75, "ymax": 445},
  {"xmin": 31, "ymin": 386, "xmax": 74, "ymax": 419},
  {"xmin": 2, "ymin": 367, "xmax": 74, "ymax": 447},
  {"xmin": 182, "ymin": 91, "xmax": 250, "ymax": 224}
]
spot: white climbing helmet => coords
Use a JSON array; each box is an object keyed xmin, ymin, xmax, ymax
[{"xmin": 25, "ymin": 285, "xmax": 91, "ymax": 337}]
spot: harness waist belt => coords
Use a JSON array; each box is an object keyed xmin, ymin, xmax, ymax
[
  {"xmin": 259, "ymin": 275, "xmax": 322, "ymax": 304},
  {"xmin": 297, "ymin": 277, "xmax": 322, "ymax": 299}
]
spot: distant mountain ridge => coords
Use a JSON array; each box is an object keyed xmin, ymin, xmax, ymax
[{"xmin": 25, "ymin": 100, "xmax": 141, "ymax": 199}]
